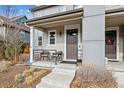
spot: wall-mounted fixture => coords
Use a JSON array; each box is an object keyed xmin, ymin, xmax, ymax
[{"xmin": 59, "ymin": 31, "xmax": 62, "ymax": 37}]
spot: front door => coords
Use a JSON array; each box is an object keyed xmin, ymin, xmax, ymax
[
  {"xmin": 66, "ymin": 29, "xmax": 78, "ymax": 60},
  {"xmin": 105, "ymin": 31, "xmax": 117, "ymax": 59}
]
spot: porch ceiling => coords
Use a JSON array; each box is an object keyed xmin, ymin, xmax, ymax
[
  {"xmin": 106, "ymin": 11, "xmax": 124, "ymax": 27},
  {"xmin": 27, "ymin": 8, "xmax": 83, "ymax": 28}
]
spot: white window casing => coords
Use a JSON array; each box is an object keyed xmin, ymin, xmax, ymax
[{"xmin": 48, "ymin": 30, "xmax": 56, "ymax": 46}]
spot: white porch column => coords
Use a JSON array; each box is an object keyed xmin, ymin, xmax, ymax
[
  {"xmin": 30, "ymin": 26, "xmax": 34, "ymax": 63},
  {"xmin": 82, "ymin": 5, "xmax": 105, "ymax": 66}
]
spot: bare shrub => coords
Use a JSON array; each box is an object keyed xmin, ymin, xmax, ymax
[
  {"xmin": 0, "ymin": 43, "xmax": 5, "ymax": 60},
  {"xmin": 5, "ymin": 29, "xmax": 24, "ymax": 63},
  {"xmin": 71, "ymin": 64, "xmax": 118, "ymax": 88}
]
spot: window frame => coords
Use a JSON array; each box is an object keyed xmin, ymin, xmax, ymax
[
  {"xmin": 38, "ymin": 36, "xmax": 42, "ymax": 46},
  {"xmin": 48, "ymin": 30, "xmax": 56, "ymax": 46}
]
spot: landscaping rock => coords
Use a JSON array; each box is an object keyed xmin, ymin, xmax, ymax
[
  {"xmin": 15, "ymin": 73, "xmax": 25, "ymax": 83},
  {"xmin": 0, "ymin": 60, "xmax": 9, "ymax": 72}
]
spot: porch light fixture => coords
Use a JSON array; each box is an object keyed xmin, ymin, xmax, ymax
[
  {"xmin": 59, "ymin": 32, "xmax": 62, "ymax": 37},
  {"xmin": 72, "ymin": 33, "xmax": 77, "ymax": 36}
]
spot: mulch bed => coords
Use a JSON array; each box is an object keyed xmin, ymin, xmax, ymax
[
  {"xmin": 70, "ymin": 64, "xmax": 118, "ymax": 88},
  {"xmin": 0, "ymin": 65, "xmax": 51, "ymax": 88}
]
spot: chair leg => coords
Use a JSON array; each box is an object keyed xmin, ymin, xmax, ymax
[
  {"xmin": 55, "ymin": 57, "xmax": 57, "ymax": 65},
  {"xmin": 48, "ymin": 56, "xmax": 50, "ymax": 62}
]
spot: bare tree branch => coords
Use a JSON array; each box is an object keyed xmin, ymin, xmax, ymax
[{"xmin": 0, "ymin": 6, "xmax": 24, "ymax": 63}]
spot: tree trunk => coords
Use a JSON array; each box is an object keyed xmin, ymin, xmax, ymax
[{"xmin": 14, "ymin": 47, "xmax": 17, "ymax": 64}]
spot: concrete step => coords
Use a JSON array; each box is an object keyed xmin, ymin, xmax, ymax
[
  {"xmin": 52, "ymin": 68, "xmax": 75, "ymax": 75},
  {"xmin": 56, "ymin": 64, "xmax": 76, "ymax": 70}
]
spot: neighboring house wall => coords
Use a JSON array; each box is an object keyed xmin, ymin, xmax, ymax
[
  {"xmin": 0, "ymin": 26, "xmax": 6, "ymax": 37},
  {"xmin": 20, "ymin": 31, "xmax": 30, "ymax": 44},
  {"xmin": 0, "ymin": 25, "xmax": 30, "ymax": 44},
  {"xmin": 15, "ymin": 17, "xmax": 27, "ymax": 25},
  {"xmin": 11, "ymin": 16, "xmax": 30, "ymax": 44}
]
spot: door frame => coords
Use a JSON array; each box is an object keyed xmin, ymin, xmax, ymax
[
  {"xmin": 64, "ymin": 24, "xmax": 80, "ymax": 61},
  {"xmin": 105, "ymin": 26, "xmax": 119, "ymax": 61}
]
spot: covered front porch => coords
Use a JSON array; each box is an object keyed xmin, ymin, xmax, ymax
[
  {"xmin": 28, "ymin": 8, "xmax": 83, "ymax": 65},
  {"xmin": 27, "ymin": 6, "xmax": 105, "ymax": 67}
]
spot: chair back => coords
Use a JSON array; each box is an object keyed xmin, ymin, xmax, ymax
[
  {"xmin": 57, "ymin": 51, "xmax": 63, "ymax": 55},
  {"xmin": 43, "ymin": 50, "xmax": 49, "ymax": 55}
]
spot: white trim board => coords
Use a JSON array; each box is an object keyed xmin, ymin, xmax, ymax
[{"xmin": 105, "ymin": 26, "xmax": 119, "ymax": 61}]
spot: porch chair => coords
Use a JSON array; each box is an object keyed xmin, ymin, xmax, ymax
[
  {"xmin": 40, "ymin": 50, "xmax": 50, "ymax": 61},
  {"xmin": 51, "ymin": 51, "xmax": 63, "ymax": 65},
  {"xmin": 50, "ymin": 50, "xmax": 58, "ymax": 64},
  {"xmin": 57, "ymin": 51, "xmax": 63, "ymax": 62}
]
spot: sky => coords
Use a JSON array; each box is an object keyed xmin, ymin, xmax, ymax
[
  {"xmin": 16, "ymin": 5, "xmax": 35, "ymax": 19},
  {"xmin": 0, "ymin": 5, "xmax": 36, "ymax": 19}
]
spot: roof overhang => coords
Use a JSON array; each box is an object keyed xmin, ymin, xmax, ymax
[
  {"xmin": 27, "ymin": 8, "xmax": 83, "ymax": 28},
  {"xmin": 106, "ymin": 11, "xmax": 124, "ymax": 27},
  {"xmin": 28, "ymin": 6, "xmax": 124, "ymax": 28}
]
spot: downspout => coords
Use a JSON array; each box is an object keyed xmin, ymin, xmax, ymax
[{"xmin": 123, "ymin": 26, "xmax": 124, "ymax": 61}]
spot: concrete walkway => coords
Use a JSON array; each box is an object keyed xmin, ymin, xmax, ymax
[
  {"xmin": 36, "ymin": 64, "xmax": 76, "ymax": 88},
  {"xmin": 107, "ymin": 62, "xmax": 124, "ymax": 88},
  {"xmin": 113, "ymin": 71, "xmax": 124, "ymax": 88}
]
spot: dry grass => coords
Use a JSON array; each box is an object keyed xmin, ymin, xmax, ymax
[
  {"xmin": 0, "ymin": 65, "xmax": 51, "ymax": 88},
  {"xmin": 15, "ymin": 67, "xmax": 51, "ymax": 87},
  {"xmin": 71, "ymin": 64, "xmax": 118, "ymax": 88}
]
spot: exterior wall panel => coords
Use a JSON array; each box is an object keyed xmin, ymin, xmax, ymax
[
  {"xmin": 33, "ymin": 5, "xmax": 82, "ymax": 18},
  {"xmin": 33, "ymin": 29, "xmax": 43, "ymax": 49},
  {"xmin": 83, "ymin": 5, "xmax": 105, "ymax": 66}
]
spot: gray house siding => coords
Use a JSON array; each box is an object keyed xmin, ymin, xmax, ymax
[
  {"xmin": 33, "ymin": 5, "xmax": 82, "ymax": 18},
  {"xmin": 33, "ymin": 29, "xmax": 43, "ymax": 49}
]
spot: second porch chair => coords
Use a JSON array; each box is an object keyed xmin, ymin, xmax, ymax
[
  {"xmin": 40, "ymin": 50, "xmax": 50, "ymax": 61},
  {"xmin": 57, "ymin": 51, "xmax": 63, "ymax": 62},
  {"xmin": 51, "ymin": 51, "xmax": 63, "ymax": 65}
]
